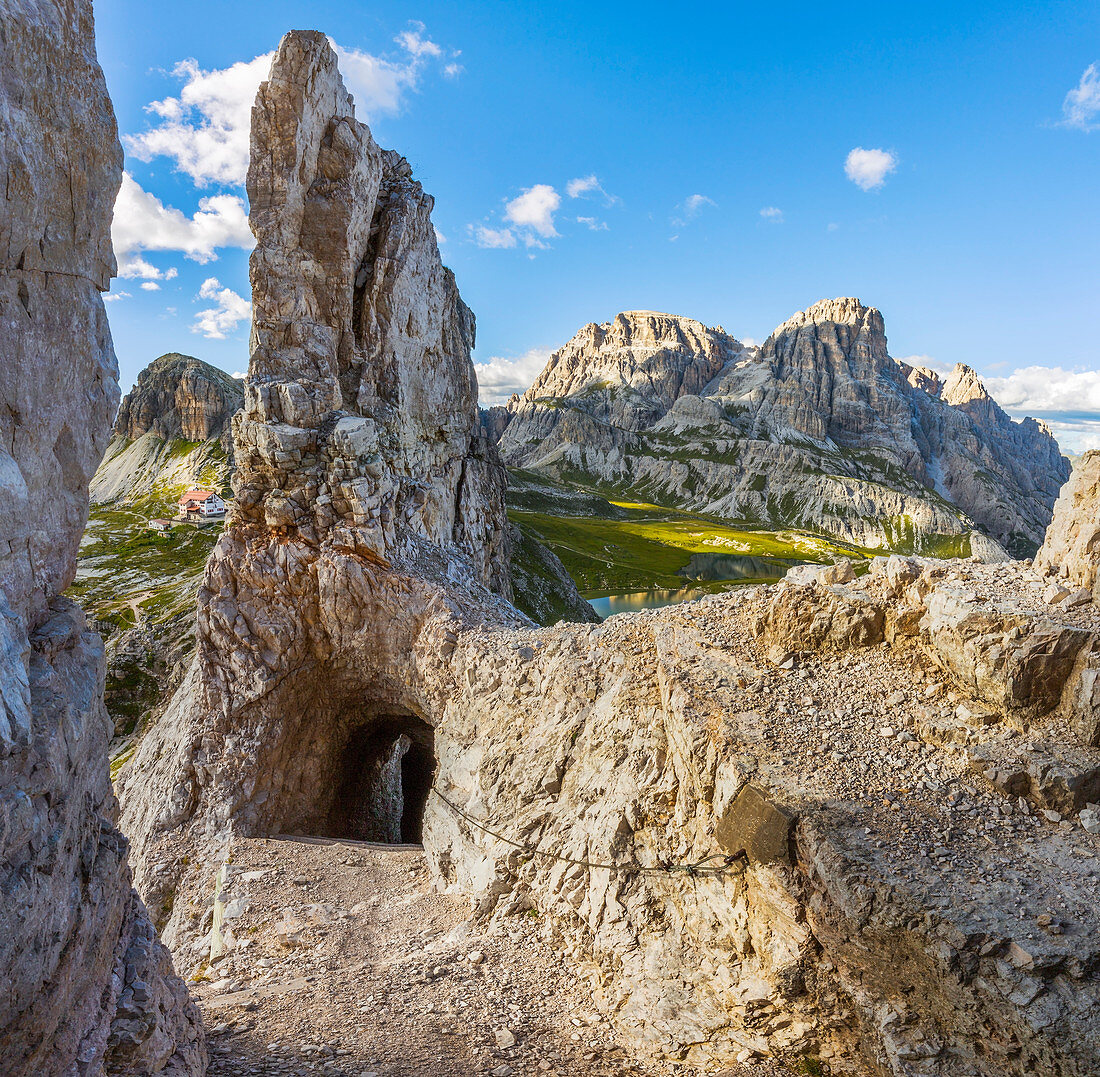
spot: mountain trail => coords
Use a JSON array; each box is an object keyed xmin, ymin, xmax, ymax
[{"xmin": 197, "ymin": 837, "xmax": 781, "ymax": 1077}]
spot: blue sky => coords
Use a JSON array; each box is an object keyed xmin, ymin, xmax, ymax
[{"xmin": 95, "ymin": 1, "xmax": 1100, "ymax": 448}]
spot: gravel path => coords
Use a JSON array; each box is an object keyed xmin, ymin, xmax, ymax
[{"xmin": 195, "ymin": 837, "xmax": 783, "ymax": 1077}]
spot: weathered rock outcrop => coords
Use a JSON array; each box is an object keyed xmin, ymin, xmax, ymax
[
  {"xmin": 117, "ymin": 31, "xmax": 1100, "ymax": 1077},
  {"xmin": 118, "ymin": 27, "xmax": 520, "ymax": 900},
  {"xmin": 1036, "ymin": 450, "xmax": 1100, "ymax": 598},
  {"xmin": 114, "ymin": 353, "xmax": 242, "ymax": 444},
  {"xmin": 0, "ymin": 1, "xmax": 203, "ymax": 1073},
  {"xmin": 496, "ymin": 301, "xmax": 1067, "ymax": 558},
  {"xmin": 91, "ymin": 353, "xmax": 241, "ymax": 506}
]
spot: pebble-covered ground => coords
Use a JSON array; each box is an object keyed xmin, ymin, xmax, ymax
[{"xmin": 195, "ymin": 838, "xmax": 786, "ymax": 1077}]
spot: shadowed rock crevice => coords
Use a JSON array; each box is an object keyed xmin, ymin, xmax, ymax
[{"xmin": 323, "ymin": 715, "xmax": 437, "ymax": 843}]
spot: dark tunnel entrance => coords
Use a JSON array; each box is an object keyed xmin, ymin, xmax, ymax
[{"xmin": 326, "ymin": 716, "xmax": 437, "ymax": 844}]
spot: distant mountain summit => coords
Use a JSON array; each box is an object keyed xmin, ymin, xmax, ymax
[
  {"xmin": 492, "ymin": 300, "xmax": 1068, "ymax": 557},
  {"xmin": 113, "ymin": 352, "xmax": 242, "ymax": 443},
  {"xmin": 91, "ymin": 353, "xmax": 242, "ymax": 506}
]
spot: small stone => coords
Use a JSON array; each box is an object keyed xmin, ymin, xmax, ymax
[
  {"xmin": 1041, "ymin": 809, "xmax": 1062, "ymax": 823},
  {"xmin": 491, "ymin": 1067, "xmax": 514, "ymax": 1077},
  {"xmin": 466, "ymin": 950, "xmax": 485, "ymax": 964},
  {"xmin": 494, "ymin": 1028, "xmax": 517, "ymax": 1049},
  {"xmin": 1043, "ymin": 582, "xmax": 1071, "ymax": 605},
  {"xmin": 880, "ymin": 726, "xmax": 896, "ymax": 738}
]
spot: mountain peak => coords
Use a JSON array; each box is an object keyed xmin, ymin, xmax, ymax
[
  {"xmin": 940, "ymin": 362, "xmax": 992, "ymax": 407},
  {"xmin": 114, "ymin": 353, "xmax": 243, "ymax": 442}
]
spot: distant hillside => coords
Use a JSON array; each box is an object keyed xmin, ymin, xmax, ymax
[
  {"xmin": 491, "ymin": 301, "xmax": 1067, "ymax": 558},
  {"xmin": 90, "ymin": 352, "xmax": 242, "ymax": 509}
]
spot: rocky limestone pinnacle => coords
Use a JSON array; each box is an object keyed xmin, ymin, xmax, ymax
[
  {"xmin": 0, "ymin": 1, "xmax": 204, "ymax": 1073},
  {"xmin": 234, "ymin": 29, "xmax": 509, "ymax": 587},
  {"xmin": 117, "ymin": 27, "xmax": 521, "ymax": 914}
]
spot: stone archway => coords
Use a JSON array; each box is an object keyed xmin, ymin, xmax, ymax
[{"xmin": 320, "ymin": 715, "xmax": 437, "ymax": 844}]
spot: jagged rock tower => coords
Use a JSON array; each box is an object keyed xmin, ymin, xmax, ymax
[
  {"xmin": 119, "ymin": 31, "xmax": 517, "ymax": 905},
  {"xmin": 0, "ymin": 1, "xmax": 204, "ymax": 1073}
]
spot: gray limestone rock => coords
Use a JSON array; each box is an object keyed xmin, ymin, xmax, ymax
[
  {"xmin": 0, "ymin": 2, "xmax": 204, "ymax": 1073},
  {"xmin": 496, "ymin": 301, "xmax": 1066, "ymax": 558}
]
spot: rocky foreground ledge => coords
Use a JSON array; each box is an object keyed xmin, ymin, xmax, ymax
[{"xmin": 123, "ymin": 549, "xmax": 1100, "ymax": 1075}]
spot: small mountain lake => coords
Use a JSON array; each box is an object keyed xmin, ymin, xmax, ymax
[{"xmin": 587, "ymin": 553, "xmax": 803, "ymax": 617}]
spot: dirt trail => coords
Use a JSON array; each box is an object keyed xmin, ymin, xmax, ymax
[{"xmin": 195, "ymin": 837, "xmax": 783, "ymax": 1077}]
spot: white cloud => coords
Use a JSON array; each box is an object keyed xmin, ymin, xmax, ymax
[
  {"xmin": 140, "ymin": 281, "xmax": 161, "ymax": 291},
  {"xmin": 566, "ymin": 174, "xmax": 618, "ymax": 203},
  {"xmin": 672, "ymin": 193, "xmax": 715, "ymax": 227},
  {"xmin": 191, "ymin": 277, "xmax": 250, "ymax": 339},
  {"xmin": 113, "ymin": 173, "xmax": 252, "ymax": 274},
  {"xmin": 505, "ymin": 184, "xmax": 561, "ymax": 239},
  {"xmin": 576, "ymin": 216, "xmax": 608, "ymax": 231},
  {"xmin": 470, "ymin": 224, "xmax": 517, "ymax": 249},
  {"xmin": 827, "ymin": 221, "xmax": 840, "ymax": 232},
  {"xmin": 231, "ymin": 371, "xmax": 247, "ymax": 380},
  {"xmin": 759, "ymin": 206, "xmax": 784, "ymax": 222},
  {"xmin": 844, "ymin": 147, "xmax": 898, "ymax": 191},
  {"xmin": 124, "ymin": 54, "xmax": 270, "ymax": 187},
  {"xmin": 566, "ymin": 175, "xmax": 599, "ymax": 198},
  {"xmin": 985, "ymin": 366, "xmax": 1100, "ymax": 414},
  {"xmin": 394, "ymin": 22, "xmax": 441, "ymax": 58},
  {"xmin": 104, "ymin": 291, "xmax": 131, "ymax": 303},
  {"xmin": 1061, "ymin": 62, "xmax": 1100, "ymax": 131},
  {"xmin": 683, "ymin": 194, "xmax": 714, "ymax": 216},
  {"xmin": 124, "ymin": 28, "xmax": 451, "ymax": 187},
  {"xmin": 443, "ymin": 62, "xmax": 464, "ymax": 78},
  {"xmin": 473, "ymin": 348, "xmax": 552, "ymax": 404}
]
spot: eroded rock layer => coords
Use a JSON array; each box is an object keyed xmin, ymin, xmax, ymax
[
  {"xmin": 0, "ymin": 1, "xmax": 203, "ymax": 1073},
  {"xmin": 495, "ymin": 301, "xmax": 1067, "ymax": 558},
  {"xmin": 117, "ymin": 30, "xmax": 1100, "ymax": 1077},
  {"xmin": 92, "ymin": 353, "xmax": 242, "ymax": 505}
]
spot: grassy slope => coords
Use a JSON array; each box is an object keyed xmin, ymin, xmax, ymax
[
  {"xmin": 509, "ymin": 492, "xmax": 864, "ymax": 598},
  {"xmin": 71, "ymin": 504, "xmax": 221, "ymax": 631}
]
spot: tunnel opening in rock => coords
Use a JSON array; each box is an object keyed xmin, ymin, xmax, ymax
[{"xmin": 325, "ymin": 715, "xmax": 436, "ymax": 844}]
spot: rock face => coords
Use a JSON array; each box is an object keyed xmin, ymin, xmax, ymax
[
  {"xmin": 1036, "ymin": 450, "xmax": 1100, "ymax": 598},
  {"xmin": 116, "ymin": 32, "xmax": 1100, "ymax": 1077},
  {"xmin": 234, "ymin": 30, "xmax": 508, "ymax": 585},
  {"xmin": 115, "ymin": 353, "xmax": 242, "ymax": 443},
  {"xmin": 91, "ymin": 353, "xmax": 241, "ymax": 506},
  {"xmin": 496, "ymin": 300, "xmax": 1068, "ymax": 558},
  {"xmin": 0, "ymin": 2, "xmax": 203, "ymax": 1074},
  {"xmin": 118, "ymin": 28, "xmax": 522, "ymax": 917}
]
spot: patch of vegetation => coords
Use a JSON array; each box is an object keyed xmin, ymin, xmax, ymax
[{"xmin": 508, "ymin": 502, "xmax": 859, "ymax": 598}]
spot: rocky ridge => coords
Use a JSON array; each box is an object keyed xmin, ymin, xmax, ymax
[
  {"xmin": 494, "ymin": 301, "xmax": 1067, "ymax": 558},
  {"xmin": 115, "ymin": 30, "xmax": 1100, "ymax": 1077},
  {"xmin": 91, "ymin": 352, "xmax": 242, "ymax": 506},
  {"xmin": 0, "ymin": 1, "xmax": 203, "ymax": 1073},
  {"xmin": 1036, "ymin": 449, "xmax": 1100, "ymax": 600}
]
